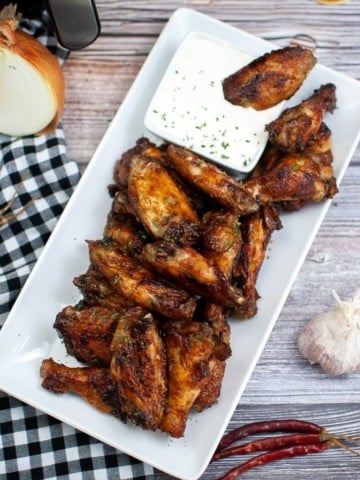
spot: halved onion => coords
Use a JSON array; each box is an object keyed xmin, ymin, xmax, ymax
[{"xmin": 0, "ymin": 12, "xmax": 65, "ymax": 137}]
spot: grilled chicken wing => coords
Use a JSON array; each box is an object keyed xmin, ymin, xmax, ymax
[
  {"xmin": 113, "ymin": 137, "xmax": 166, "ymax": 187},
  {"xmin": 234, "ymin": 205, "xmax": 282, "ymax": 318},
  {"xmin": 40, "ymin": 358, "xmax": 121, "ymax": 417},
  {"xmin": 141, "ymin": 240, "xmax": 245, "ymax": 307},
  {"xmin": 266, "ymin": 83, "xmax": 336, "ymax": 152},
  {"xmin": 88, "ymin": 240, "xmax": 196, "ymax": 321},
  {"xmin": 54, "ymin": 305, "xmax": 119, "ymax": 366},
  {"xmin": 110, "ymin": 307, "xmax": 167, "ymax": 430},
  {"xmin": 223, "ymin": 46, "xmax": 316, "ymax": 110},
  {"xmin": 73, "ymin": 266, "xmax": 134, "ymax": 310},
  {"xmin": 128, "ymin": 154, "xmax": 201, "ymax": 245},
  {"xmin": 103, "ymin": 212, "xmax": 148, "ymax": 256},
  {"xmin": 242, "ymin": 152, "xmax": 338, "ymax": 205},
  {"xmin": 193, "ymin": 302, "xmax": 231, "ymax": 411},
  {"xmin": 201, "ymin": 210, "xmax": 242, "ymax": 281},
  {"xmin": 167, "ymin": 145, "xmax": 258, "ymax": 216},
  {"xmin": 160, "ymin": 320, "xmax": 214, "ymax": 437}
]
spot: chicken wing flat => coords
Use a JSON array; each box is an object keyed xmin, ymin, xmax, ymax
[
  {"xmin": 167, "ymin": 145, "xmax": 258, "ymax": 216},
  {"xmin": 141, "ymin": 240, "xmax": 245, "ymax": 307},
  {"xmin": 242, "ymin": 152, "xmax": 338, "ymax": 205},
  {"xmin": 103, "ymin": 212, "xmax": 148, "ymax": 256},
  {"xmin": 266, "ymin": 83, "xmax": 336, "ymax": 152},
  {"xmin": 40, "ymin": 358, "xmax": 121, "ymax": 417},
  {"xmin": 110, "ymin": 307, "xmax": 167, "ymax": 431},
  {"xmin": 160, "ymin": 320, "xmax": 214, "ymax": 437},
  {"xmin": 234, "ymin": 205, "xmax": 282, "ymax": 318},
  {"xmin": 54, "ymin": 305, "xmax": 119, "ymax": 366},
  {"xmin": 223, "ymin": 46, "xmax": 316, "ymax": 110},
  {"xmin": 73, "ymin": 266, "xmax": 134, "ymax": 310},
  {"xmin": 201, "ymin": 210, "xmax": 242, "ymax": 281},
  {"xmin": 88, "ymin": 240, "xmax": 196, "ymax": 321},
  {"xmin": 113, "ymin": 137, "xmax": 166, "ymax": 187},
  {"xmin": 193, "ymin": 302, "xmax": 231, "ymax": 411},
  {"xmin": 128, "ymin": 154, "xmax": 201, "ymax": 246}
]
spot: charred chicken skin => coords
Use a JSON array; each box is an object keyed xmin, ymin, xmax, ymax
[
  {"xmin": 160, "ymin": 320, "xmax": 215, "ymax": 438},
  {"xmin": 110, "ymin": 307, "xmax": 167, "ymax": 431},
  {"xmin": 234, "ymin": 205, "xmax": 282, "ymax": 318},
  {"xmin": 128, "ymin": 154, "xmax": 201, "ymax": 246},
  {"xmin": 88, "ymin": 240, "xmax": 197, "ymax": 321},
  {"xmin": 54, "ymin": 305, "xmax": 119, "ymax": 366},
  {"xmin": 223, "ymin": 46, "xmax": 317, "ymax": 110},
  {"xmin": 266, "ymin": 83, "xmax": 337, "ymax": 152},
  {"xmin": 167, "ymin": 144, "xmax": 259, "ymax": 216},
  {"xmin": 141, "ymin": 240, "xmax": 245, "ymax": 307}
]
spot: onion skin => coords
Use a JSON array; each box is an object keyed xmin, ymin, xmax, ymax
[{"xmin": 0, "ymin": 17, "xmax": 65, "ymax": 135}]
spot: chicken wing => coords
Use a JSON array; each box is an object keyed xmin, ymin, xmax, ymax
[
  {"xmin": 160, "ymin": 320, "xmax": 214, "ymax": 437},
  {"xmin": 88, "ymin": 240, "xmax": 196, "ymax": 321},
  {"xmin": 201, "ymin": 209, "xmax": 242, "ymax": 281},
  {"xmin": 141, "ymin": 240, "xmax": 245, "ymax": 307},
  {"xmin": 193, "ymin": 302, "xmax": 231, "ymax": 411},
  {"xmin": 103, "ymin": 212, "xmax": 148, "ymax": 256},
  {"xmin": 234, "ymin": 205, "xmax": 282, "ymax": 318},
  {"xmin": 266, "ymin": 83, "xmax": 336, "ymax": 152},
  {"xmin": 128, "ymin": 154, "xmax": 201, "ymax": 246},
  {"xmin": 54, "ymin": 305, "xmax": 119, "ymax": 366},
  {"xmin": 167, "ymin": 145, "xmax": 258, "ymax": 216},
  {"xmin": 223, "ymin": 46, "xmax": 316, "ymax": 110},
  {"xmin": 242, "ymin": 152, "xmax": 338, "ymax": 205},
  {"xmin": 40, "ymin": 358, "xmax": 121, "ymax": 417},
  {"xmin": 73, "ymin": 266, "xmax": 134, "ymax": 310},
  {"xmin": 110, "ymin": 307, "xmax": 167, "ymax": 431}
]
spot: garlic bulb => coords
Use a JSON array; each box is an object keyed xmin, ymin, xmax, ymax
[
  {"xmin": 298, "ymin": 288, "xmax": 360, "ymax": 375},
  {"xmin": 0, "ymin": 5, "xmax": 65, "ymax": 137}
]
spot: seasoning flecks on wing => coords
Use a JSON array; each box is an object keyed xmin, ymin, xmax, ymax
[
  {"xmin": 167, "ymin": 144, "xmax": 259, "ymax": 216},
  {"xmin": 40, "ymin": 358, "xmax": 122, "ymax": 417},
  {"xmin": 160, "ymin": 320, "xmax": 215, "ymax": 438},
  {"xmin": 141, "ymin": 240, "xmax": 245, "ymax": 307},
  {"xmin": 128, "ymin": 154, "xmax": 201, "ymax": 246},
  {"xmin": 265, "ymin": 83, "xmax": 337, "ymax": 152},
  {"xmin": 88, "ymin": 240, "xmax": 197, "ymax": 321},
  {"xmin": 223, "ymin": 46, "xmax": 317, "ymax": 110},
  {"xmin": 110, "ymin": 307, "xmax": 167, "ymax": 431}
]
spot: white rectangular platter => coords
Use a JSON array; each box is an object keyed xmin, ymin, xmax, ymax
[{"xmin": 1, "ymin": 8, "xmax": 360, "ymax": 480}]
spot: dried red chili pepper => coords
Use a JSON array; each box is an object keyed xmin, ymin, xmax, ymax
[
  {"xmin": 212, "ymin": 432, "xmax": 325, "ymax": 461},
  {"xmin": 216, "ymin": 418, "xmax": 323, "ymax": 452},
  {"xmin": 214, "ymin": 442, "xmax": 331, "ymax": 480}
]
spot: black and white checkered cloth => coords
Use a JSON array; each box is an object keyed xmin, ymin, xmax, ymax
[{"xmin": 0, "ymin": 14, "xmax": 155, "ymax": 480}]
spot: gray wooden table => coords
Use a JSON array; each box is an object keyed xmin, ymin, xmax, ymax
[{"xmin": 62, "ymin": 1, "xmax": 360, "ymax": 478}]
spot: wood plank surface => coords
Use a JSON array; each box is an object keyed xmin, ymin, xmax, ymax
[{"xmin": 61, "ymin": 1, "xmax": 360, "ymax": 478}]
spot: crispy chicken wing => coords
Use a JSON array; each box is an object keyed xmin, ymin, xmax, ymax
[
  {"xmin": 167, "ymin": 145, "xmax": 258, "ymax": 216},
  {"xmin": 223, "ymin": 46, "xmax": 316, "ymax": 110},
  {"xmin": 40, "ymin": 358, "xmax": 121, "ymax": 417},
  {"xmin": 242, "ymin": 152, "xmax": 338, "ymax": 205},
  {"xmin": 73, "ymin": 266, "xmax": 134, "ymax": 310},
  {"xmin": 234, "ymin": 205, "xmax": 282, "ymax": 318},
  {"xmin": 88, "ymin": 240, "xmax": 196, "ymax": 321},
  {"xmin": 113, "ymin": 137, "xmax": 166, "ymax": 187},
  {"xmin": 193, "ymin": 302, "xmax": 231, "ymax": 411},
  {"xmin": 128, "ymin": 154, "xmax": 201, "ymax": 246},
  {"xmin": 103, "ymin": 212, "xmax": 148, "ymax": 256},
  {"xmin": 110, "ymin": 307, "xmax": 167, "ymax": 430},
  {"xmin": 141, "ymin": 240, "xmax": 245, "ymax": 307},
  {"xmin": 266, "ymin": 83, "xmax": 336, "ymax": 152},
  {"xmin": 160, "ymin": 320, "xmax": 214, "ymax": 437},
  {"xmin": 54, "ymin": 305, "xmax": 119, "ymax": 366},
  {"xmin": 201, "ymin": 210, "xmax": 242, "ymax": 281}
]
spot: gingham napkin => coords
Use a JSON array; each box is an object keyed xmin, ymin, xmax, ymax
[{"xmin": 0, "ymin": 14, "xmax": 155, "ymax": 480}]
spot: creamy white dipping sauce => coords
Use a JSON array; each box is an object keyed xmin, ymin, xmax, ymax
[{"xmin": 145, "ymin": 32, "xmax": 284, "ymax": 174}]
